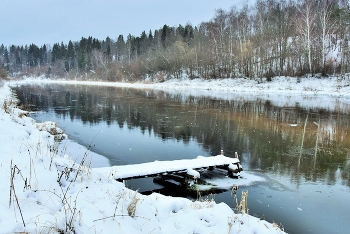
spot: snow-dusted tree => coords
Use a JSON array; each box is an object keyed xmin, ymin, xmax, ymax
[
  {"xmin": 272, "ymin": 0, "xmax": 295, "ymax": 76},
  {"xmin": 337, "ymin": 0, "xmax": 350, "ymax": 74},
  {"xmin": 295, "ymin": 0, "xmax": 317, "ymax": 75},
  {"xmin": 235, "ymin": 4, "xmax": 253, "ymax": 78},
  {"xmin": 254, "ymin": 0, "xmax": 275, "ymax": 79},
  {"xmin": 315, "ymin": 0, "xmax": 338, "ymax": 74},
  {"xmin": 126, "ymin": 34, "xmax": 133, "ymax": 64}
]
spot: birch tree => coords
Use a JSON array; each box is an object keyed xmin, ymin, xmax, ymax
[
  {"xmin": 317, "ymin": 0, "xmax": 337, "ymax": 74},
  {"xmin": 296, "ymin": 0, "xmax": 317, "ymax": 75}
]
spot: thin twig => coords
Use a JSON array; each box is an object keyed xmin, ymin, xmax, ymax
[
  {"xmin": 9, "ymin": 163, "xmax": 26, "ymax": 227},
  {"xmin": 93, "ymin": 214, "xmax": 149, "ymax": 222},
  {"xmin": 9, "ymin": 160, "xmax": 13, "ymax": 208},
  {"xmin": 12, "ymin": 184, "xmax": 26, "ymax": 227}
]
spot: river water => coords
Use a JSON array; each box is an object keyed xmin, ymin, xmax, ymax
[{"xmin": 12, "ymin": 83, "xmax": 350, "ymax": 234}]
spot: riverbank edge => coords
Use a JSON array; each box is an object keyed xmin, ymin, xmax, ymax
[{"xmin": 11, "ymin": 75, "xmax": 350, "ymax": 98}]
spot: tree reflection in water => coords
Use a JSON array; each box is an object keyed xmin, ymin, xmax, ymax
[{"xmin": 13, "ymin": 84, "xmax": 350, "ymax": 188}]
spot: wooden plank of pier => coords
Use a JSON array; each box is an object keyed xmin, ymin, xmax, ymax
[{"xmin": 94, "ymin": 154, "xmax": 242, "ymax": 181}]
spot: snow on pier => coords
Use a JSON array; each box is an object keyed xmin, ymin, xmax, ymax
[{"xmin": 95, "ymin": 153, "xmax": 242, "ymax": 182}]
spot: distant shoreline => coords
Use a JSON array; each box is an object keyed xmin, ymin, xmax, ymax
[{"xmin": 11, "ymin": 75, "xmax": 350, "ymax": 98}]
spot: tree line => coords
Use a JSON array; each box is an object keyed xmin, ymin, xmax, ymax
[{"xmin": 1, "ymin": 0, "xmax": 350, "ymax": 82}]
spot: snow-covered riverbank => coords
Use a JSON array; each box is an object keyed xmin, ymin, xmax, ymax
[
  {"xmin": 14, "ymin": 75, "xmax": 350, "ymax": 113},
  {"xmin": 17, "ymin": 74, "xmax": 350, "ymax": 97},
  {"xmin": 0, "ymin": 79, "xmax": 286, "ymax": 233}
]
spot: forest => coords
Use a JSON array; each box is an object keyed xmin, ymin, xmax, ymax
[{"xmin": 0, "ymin": 0, "xmax": 350, "ymax": 82}]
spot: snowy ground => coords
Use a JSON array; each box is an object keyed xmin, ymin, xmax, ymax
[
  {"xmin": 18, "ymin": 74, "xmax": 350, "ymax": 97},
  {"xmin": 0, "ymin": 79, "xmax": 288, "ymax": 233}
]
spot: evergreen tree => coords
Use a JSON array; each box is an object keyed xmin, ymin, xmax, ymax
[
  {"xmin": 0, "ymin": 44, "xmax": 4, "ymax": 57},
  {"xmin": 104, "ymin": 37, "xmax": 112, "ymax": 61},
  {"xmin": 184, "ymin": 24, "xmax": 194, "ymax": 43},
  {"xmin": 14, "ymin": 46, "xmax": 22, "ymax": 70},
  {"xmin": 41, "ymin": 44, "xmax": 48, "ymax": 66},
  {"xmin": 126, "ymin": 34, "xmax": 134, "ymax": 64},
  {"xmin": 28, "ymin": 44, "xmax": 40, "ymax": 67},
  {"xmin": 92, "ymin": 38, "xmax": 101, "ymax": 50},
  {"xmin": 148, "ymin": 30, "xmax": 153, "ymax": 41},
  {"xmin": 161, "ymin": 24, "xmax": 169, "ymax": 47},
  {"xmin": 78, "ymin": 38, "xmax": 87, "ymax": 69},
  {"xmin": 60, "ymin": 42, "xmax": 66, "ymax": 60},
  {"xmin": 51, "ymin": 43, "xmax": 60, "ymax": 64},
  {"xmin": 3, "ymin": 48, "xmax": 9, "ymax": 71},
  {"xmin": 116, "ymin": 34, "xmax": 126, "ymax": 61},
  {"xmin": 66, "ymin": 40, "xmax": 75, "ymax": 71}
]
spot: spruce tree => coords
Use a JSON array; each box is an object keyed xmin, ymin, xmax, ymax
[{"xmin": 67, "ymin": 40, "xmax": 75, "ymax": 71}]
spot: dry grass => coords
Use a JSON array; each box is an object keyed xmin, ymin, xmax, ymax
[
  {"xmin": 2, "ymin": 88, "xmax": 94, "ymax": 232},
  {"xmin": 9, "ymin": 161, "xmax": 27, "ymax": 228},
  {"xmin": 18, "ymin": 112, "xmax": 26, "ymax": 118},
  {"xmin": 2, "ymin": 99, "xmax": 16, "ymax": 114},
  {"xmin": 272, "ymin": 222, "xmax": 285, "ymax": 231},
  {"xmin": 237, "ymin": 191, "xmax": 248, "ymax": 214},
  {"xmin": 127, "ymin": 190, "xmax": 140, "ymax": 218},
  {"xmin": 8, "ymin": 133, "xmax": 91, "ymax": 233},
  {"xmin": 231, "ymin": 185, "xmax": 248, "ymax": 214},
  {"xmin": 230, "ymin": 186, "xmax": 285, "ymax": 233}
]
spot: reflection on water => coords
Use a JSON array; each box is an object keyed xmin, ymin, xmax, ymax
[
  {"xmin": 13, "ymin": 84, "xmax": 350, "ymax": 188},
  {"xmin": 12, "ymin": 83, "xmax": 350, "ymax": 234}
]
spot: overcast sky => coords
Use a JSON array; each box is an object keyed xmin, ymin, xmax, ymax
[{"xmin": 0, "ymin": 0, "xmax": 251, "ymax": 47}]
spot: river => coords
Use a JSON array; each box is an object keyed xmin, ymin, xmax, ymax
[{"xmin": 12, "ymin": 83, "xmax": 350, "ymax": 234}]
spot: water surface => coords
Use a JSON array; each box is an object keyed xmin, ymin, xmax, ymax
[{"xmin": 12, "ymin": 83, "xmax": 350, "ymax": 234}]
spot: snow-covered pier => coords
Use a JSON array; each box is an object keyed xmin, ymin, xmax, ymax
[{"xmin": 95, "ymin": 151, "xmax": 243, "ymax": 186}]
